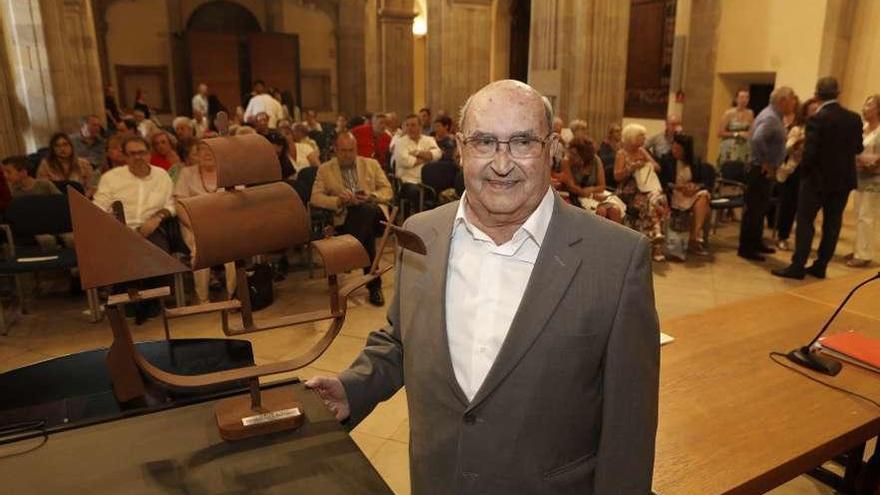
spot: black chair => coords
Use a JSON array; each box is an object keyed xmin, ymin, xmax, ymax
[
  {"xmin": 0, "ymin": 194, "xmax": 95, "ymax": 333},
  {"xmin": 415, "ymin": 161, "xmax": 460, "ymax": 212},
  {"xmin": 707, "ymin": 161, "xmax": 747, "ymax": 236},
  {"xmin": 51, "ymin": 181, "xmax": 85, "ymax": 196},
  {"xmin": 293, "ymin": 166, "xmax": 335, "ymax": 277},
  {"xmin": 25, "ymin": 148, "xmax": 48, "ymax": 177}
]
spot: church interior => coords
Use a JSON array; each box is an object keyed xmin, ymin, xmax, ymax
[{"xmin": 3, "ymin": 1, "xmax": 880, "ymax": 494}]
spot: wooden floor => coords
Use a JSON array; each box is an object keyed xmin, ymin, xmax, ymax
[{"xmin": 1, "ymin": 208, "xmax": 878, "ymax": 494}]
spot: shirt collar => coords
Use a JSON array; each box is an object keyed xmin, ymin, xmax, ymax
[
  {"xmin": 818, "ymin": 99, "xmax": 838, "ymax": 111},
  {"xmin": 453, "ymin": 186, "xmax": 555, "ymax": 249}
]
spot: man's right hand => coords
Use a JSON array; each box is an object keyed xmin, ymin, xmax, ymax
[{"xmin": 305, "ymin": 376, "xmax": 351, "ymax": 422}]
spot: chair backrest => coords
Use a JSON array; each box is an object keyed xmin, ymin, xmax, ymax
[
  {"xmin": 294, "ymin": 166, "xmax": 319, "ymax": 205},
  {"xmin": 421, "ymin": 161, "xmax": 458, "ymax": 193},
  {"xmin": 719, "ymin": 161, "xmax": 746, "ymax": 183},
  {"xmin": 699, "ymin": 161, "xmax": 717, "ymax": 191},
  {"xmin": 52, "ymin": 180, "xmax": 85, "ymax": 196},
  {"xmin": 3, "ymin": 194, "xmax": 72, "ymax": 238}
]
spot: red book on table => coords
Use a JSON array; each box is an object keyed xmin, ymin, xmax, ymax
[{"xmin": 817, "ymin": 331, "xmax": 880, "ymax": 373}]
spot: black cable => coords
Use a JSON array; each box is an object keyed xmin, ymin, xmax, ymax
[
  {"xmin": 769, "ymin": 351, "xmax": 880, "ymax": 409},
  {"xmin": 0, "ymin": 419, "xmax": 49, "ymax": 458}
]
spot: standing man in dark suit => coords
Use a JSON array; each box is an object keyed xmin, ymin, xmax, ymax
[
  {"xmin": 738, "ymin": 86, "xmax": 796, "ymax": 261},
  {"xmin": 773, "ymin": 77, "xmax": 864, "ymax": 279},
  {"xmin": 306, "ymin": 80, "xmax": 660, "ymax": 494}
]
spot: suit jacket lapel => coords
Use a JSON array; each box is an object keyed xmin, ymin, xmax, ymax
[
  {"xmin": 467, "ymin": 196, "xmax": 583, "ymax": 411},
  {"xmin": 419, "ymin": 203, "xmax": 470, "ymax": 407}
]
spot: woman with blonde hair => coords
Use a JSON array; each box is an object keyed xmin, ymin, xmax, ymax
[
  {"xmin": 37, "ymin": 132, "xmax": 97, "ymax": 197},
  {"xmin": 848, "ymin": 94, "xmax": 880, "ymax": 267},
  {"xmin": 615, "ymin": 123, "xmax": 669, "ymax": 261}
]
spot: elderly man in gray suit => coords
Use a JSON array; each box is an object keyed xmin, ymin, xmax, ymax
[{"xmin": 307, "ymin": 80, "xmax": 659, "ymax": 494}]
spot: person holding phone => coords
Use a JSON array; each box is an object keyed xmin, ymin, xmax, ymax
[{"xmin": 310, "ymin": 132, "xmax": 394, "ymax": 306}]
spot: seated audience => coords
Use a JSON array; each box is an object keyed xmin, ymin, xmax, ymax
[
  {"xmin": 310, "ymin": 133, "xmax": 393, "ymax": 307},
  {"xmin": 279, "ymin": 123, "xmax": 320, "ymax": 173},
  {"xmin": 433, "ymin": 115, "xmax": 457, "ymax": 163},
  {"xmin": 265, "ymin": 131, "xmax": 296, "ymax": 180},
  {"xmin": 252, "ymin": 112, "xmax": 271, "ymax": 135},
  {"xmin": 172, "ymin": 116, "xmax": 198, "ymax": 159},
  {"xmin": 419, "ymin": 107, "xmax": 432, "ymax": 135},
  {"xmin": 569, "ymin": 119, "xmax": 588, "ymax": 142},
  {"xmin": 646, "ymin": 114, "xmax": 682, "ymax": 164},
  {"xmin": 133, "ymin": 110, "xmax": 157, "ymax": 138},
  {"xmin": 70, "ymin": 115, "xmax": 106, "ymax": 170},
  {"xmin": 599, "ymin": 123, "xmax": 622, "ymax": 188},
  {"xmin": 3, "ymin": 156, "xmax": 60, "ymax": 196},
  {"xmin": 615, "ymin": 123, "xmax": 669, "ymax": 261},
  {"xmin": 559, "ymin": 138, "xmax": 624, "ymax": 223},
  {"xmin": 174, "ymin": 142, "xmax": 236, "ymax": 304},
  {"xmin": 93, "ymin": 135, "xmax": 178, "ymax": 324},
  {"xmin": 37, "ymin": 132, "xmax": 97, "ymax": 197},
  {"xmin": 105, "ymin": 135, "xmax": 128, "ymax": 170},
  {"xmin": 149, "ymin": 130, "xmax": 184, "ymax": 182},
  {"xmin": 114, "ymin": 117, "xmax": 138, "ymax": 137},
  {"xmin": 393, "ymin": 114, "xmax": 441, "ymax": 216},
  {"xmin": 660, "ymin": 133, "xmax": 710, "ymax": 257},
  {"xmin": 304, "ymin": 109, "xmax": 323, "ymax": 132}
]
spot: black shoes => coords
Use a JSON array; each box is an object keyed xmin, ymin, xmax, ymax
[
  {"xmin": 771, "ymin": 265, "xmax": 806, "ymax": 279},
  {"xmin": 738, "ymin": 251, "xmax": 766, "ymax": 262},
  {"xmin": 368, "ymin": 287, "xmax": 385, "ymax": 307},
  {"xmin": 806, "ymin": 264, "xmax": 827, "ymax": 279},
  {"xmin": 757, "ymin": 244, "xmax": 776, "ymax": 254}
]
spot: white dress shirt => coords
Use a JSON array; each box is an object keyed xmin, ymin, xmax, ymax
[
  {"xmin": 93, "ymin": 166, "xmax": 176, "ymax": 229},
  {"xmin": 392, "ymin": 134, "xmax": 441, "ymax": 183},
  {"xmin": 445, "ymin": 187, "xmax": 555, "ymax": 401},
  {"xmin": 191, "ymin": 93, "xmax": 208, "ymax": 117},
  {"xmin": 243, "ymin": 94, "xmax": 284, "ymax": 128}
]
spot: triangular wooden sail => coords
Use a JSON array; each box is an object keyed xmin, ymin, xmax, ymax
[{"xmin": 68, "ymin": 188, "xmax": 189, "ymax": 290}]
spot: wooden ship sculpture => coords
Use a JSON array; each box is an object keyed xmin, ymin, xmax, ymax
[{"xmin": 68, "ymin": 134, "xmax": 425, "ymax": 440}]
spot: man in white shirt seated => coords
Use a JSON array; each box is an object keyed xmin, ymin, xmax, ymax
[
  {"xmin": 191, "ymin": 83, "xmax": 209, "ymax": 120},
  {"xmin": 392, "ymin": 114, "xmax": 441, "ymax": 217},
  {"xmin": 303, "ymin": 109, "xmax": 323, "ymax": 133},
  {"xmin": 93, "ymin": 135, "xmax": 179, "ymax": 324},
  {"xmin": 244, "ymin": 85, "xmax": 284, "ymax": 129}
]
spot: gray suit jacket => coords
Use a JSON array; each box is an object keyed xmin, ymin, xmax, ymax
[{"xmin": 340, "ymin": 194, "xmax": 659, "ymax": 494}]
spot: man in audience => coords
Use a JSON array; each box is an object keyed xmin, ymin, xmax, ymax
[
  {"xmin": 306, "ymin": 80, "xmax": 659, "ymax": 494},
  {"xmin": 646, "ymin": 114, "xmax": 682, "ymax": 162},
  {"xmin": 191, "ymin": 83, "xmax": 209, "ymax": 119},
  {"xmin": 3, "ymin": 156, "xmax": 60, "ymax": 196},
  {"xmin": 293, "ymin": 122, "xmax": 319, "ymax": 153},
  {"xmin": 434, "ymin": 115, "xmax": 457, "ymax": 162},
  {"xmin": 418, "ymin": 107, "xmax": 433, "ymax": 135},
  {"xmin": 373, "ymin": 113, "xmax": 392, "ymax": 168},
  {"xmin": 172, "ymin": 116, "xmax": 198, "ymax": 159},
  {"xmin": 253, "ymin": 112, "xmax": 271, "ymax": 135},
  {"xmin": 304, "ymin": 109, "xmax": 323, "ymax": 132},
  {"xmin": 93, "ymin": 135, "xmax": 177, "ymax": 324},
  {"xmin": 70, "ymin": 115, "xmax": 107, "ymax": 170},
  {"xmin": 243, "ymin": 80, "xmax": 265, "ymax": 108},
  {"xmin": 773, "ymin": 77, "xmax": 863, "ymax": 279},
  {"xmin": 738, "ymin": 86, "xmax": 796, "ymax": 261},
  {"xmin": 244, "ymin": 83, "xmax": 284, "ymax": 128},
  {"xmin": 310, "ymin": 132, "xmax": 393, "ymax": 306},
  {"xmin": 393, "ymin": 114, "xmax": 441, "ymax": 216}
]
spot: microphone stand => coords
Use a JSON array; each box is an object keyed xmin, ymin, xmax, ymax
[{"xmin": 786, "ymin": 272, "xmax": 880, "ymax": 376}]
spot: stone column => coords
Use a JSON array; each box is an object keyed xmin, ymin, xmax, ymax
[
  {"xmin": 378, "ymin": 0, "xmax": 415, "ymax": 117},
  {"xmin": 40, "ymin": 0, "xmax": 105, "ymax": 132},
  {"xmin": 364, "ymin": 0, "xmax": 381, "ymax": 112},
  {"xmin": 528, "ymin": 0, "xmax": 629, "ymax": 140},
  {"xmin": 426, "ymin": 0, "xmax": 494, "ymax": 120},
  {"xmin": 338, "ymin": 0, "xmax": 368, "ymax": 116},
  {"xmin": 0, "ymin": 17, "xmax": 25, "ymax": 157},
  {"xmin": 680, "ymin": 0, "xmax": 721, "ymax": 160}
]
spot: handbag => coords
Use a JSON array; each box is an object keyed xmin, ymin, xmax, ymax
[
  {"xmin": 669, "ymin": 208, "xmax": 693, "ymax": 233},
  {"xmin": 247, "ymin": 263, "xmax": 275, "ymax": 311}
]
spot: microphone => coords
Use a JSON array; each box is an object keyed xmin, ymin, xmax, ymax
[{"xmin": 786, "ymin": 271, "xmax": 880, "ymax": 376}]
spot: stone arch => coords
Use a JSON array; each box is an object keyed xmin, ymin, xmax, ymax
[{"xmin": 186, "ymin": 0, "xmax": 262, "ymax": 33}]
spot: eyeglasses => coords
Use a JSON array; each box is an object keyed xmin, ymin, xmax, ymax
[
  {"xmin": 461, "ymin": 133, "xmax": 551, "ymax": 159},
  {"xmin": 126, "ymin": 150, "xmax": 149, "ymax": 157}
]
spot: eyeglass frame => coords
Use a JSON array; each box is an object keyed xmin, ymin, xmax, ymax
[{"xmin": 456, "ymin": 132, "xmax": 556, "ymax": 159}]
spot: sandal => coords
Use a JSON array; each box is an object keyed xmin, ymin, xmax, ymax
[{"xmin": 689, "ymin": 240, "xmax": 709, "ymax": 256}]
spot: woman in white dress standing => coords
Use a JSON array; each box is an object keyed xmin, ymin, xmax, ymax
[{"xmin": 848, "ymin": 94, "xmax": 880, "ymax": 267}]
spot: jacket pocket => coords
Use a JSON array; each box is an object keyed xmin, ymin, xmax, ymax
[{"xmin": 543, "ymin": 451, "xmax": 598, "ymax": 482}]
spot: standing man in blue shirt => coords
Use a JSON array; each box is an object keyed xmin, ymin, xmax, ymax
[{"xmin": 738, "ymin": 86, "xmax": 797, "ymax": 261}]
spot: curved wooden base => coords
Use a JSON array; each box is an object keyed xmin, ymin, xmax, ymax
[{"xmin": 215, "ymin": 386, "xmax": 305, "ymax": 441}]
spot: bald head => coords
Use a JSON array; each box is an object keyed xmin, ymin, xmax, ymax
[
  {"xmin": 458, "ymin": 80, "xmax": 553, "ymax": 136},
  {"xmin": 335, "ymin": 132, "xmax": 357, "ymax": 167}
]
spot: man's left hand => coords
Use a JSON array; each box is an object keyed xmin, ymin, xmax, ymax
[{"xmin": 138, "ymin": 215, "xmax": 162, "ymax": 238}]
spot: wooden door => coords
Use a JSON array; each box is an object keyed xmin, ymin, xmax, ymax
[
  {"xmin": 247, "ymin": 33, "xmax": 301, "ymax": 110},
  {"xmin": 186, "ymin": 32, "xmax": 242, "ymax": 114}
]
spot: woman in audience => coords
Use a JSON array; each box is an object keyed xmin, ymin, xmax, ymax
[
  {"xmin": 279, "ymin": 123, "xmax": 320, "ymax": 176},
  {"xmin": 105, "ymin": 135, "xmax": 129, "ymax": 170},
  {"xmin": 149, "ymin": 130, "xmax": 184, "ymax": 182},
  {"xmin": 848, "ymin": 94, "xmax": 880, "ymax": 267},
  {"xmin": 559, "ymin": 137, "xmax": 624, "ymax": 223},
  {"xmin": 660, "ymin": 133, "xmax": 710, "ymax": 256},
  {"xmin": 37, "ymin": 132, "xmax": 96, "ymax": 197},
  {"xmin": 569, "ymin": 119, "xmax": 589, "ymax": 142},
  {"xmin": 265, "ymin": 131, "xmax": 296, "ymax": 180},
  {"xmin": 717, "ymin": 88, "xmax": 754, "ymax": 169},
  {"xmin": 598, "ymin": 123, "xmax": 622, "ymax": 188},
  {"xmin": 775, "ymin": 98, "xmax": 819, "ymax": 251},
  {"xmin": 133, "ymin": 88, "xmax": 151, "ymax": 119},
  {"xmin": 614, "ymin": 123, "xmax": 669, "ymax": 261},
  {"xmin": 174, "ymin": 142, "xmax": 236, "ymax": 304}
]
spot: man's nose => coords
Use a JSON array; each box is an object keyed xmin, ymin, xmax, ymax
[{"xmin": 490, "ymin": 145, "xmax": 515, "ymax": 176}]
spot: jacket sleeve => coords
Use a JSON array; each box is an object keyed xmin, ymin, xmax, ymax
[
  {"xmin": 594, "ymin": 237, "xmax": 660, "ymax": 494},
  {"xmin": 800, "ymin": 115, "xmax": 821, "ymax": 176},
  {"xmin": 338, "ymin": 246, "xmax": 405, "ymax": 427},
  {"xmin": 309, "ymin": 165, "xmax": 342, "ymax": 211},
  {"xmin": 371, "ymin": 160, "xmax": 394, "ymax": 204}
]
